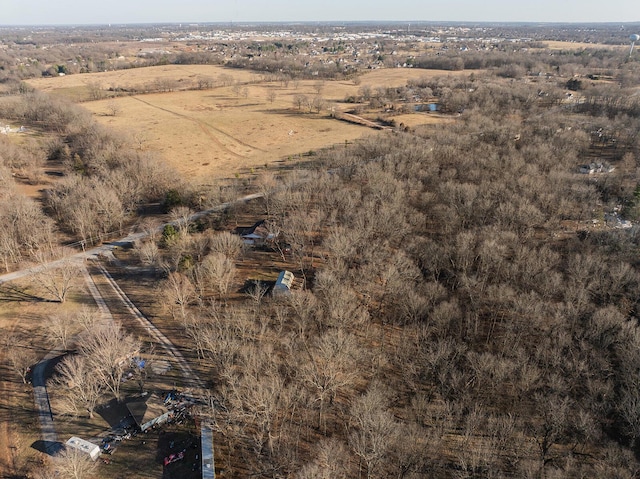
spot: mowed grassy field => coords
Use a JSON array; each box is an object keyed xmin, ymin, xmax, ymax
[{"xmin": 27, "ymin": 65, "xmax": 463, "ymax": 182}]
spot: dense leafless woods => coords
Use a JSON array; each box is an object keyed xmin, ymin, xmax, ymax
[
  {"xmin": 129, "ymin": 75, "xmax": 640, "ymax": 476},
  {"xmin": 2, "ymin": 22, "xmax": 640, "ymax": 478}
]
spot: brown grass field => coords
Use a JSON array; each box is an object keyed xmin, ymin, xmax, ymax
[
  {"xmin": 543, "ymin": 40, "xmax": 626, "ymax": 50},
  {"xmin": 26, "ymin": 65, "xmax": 463, "ymax": 183}
]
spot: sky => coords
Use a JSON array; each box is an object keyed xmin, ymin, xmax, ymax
[{"xmin": 1, "ymin": 0, "xmax": 638, "ymax": 26}]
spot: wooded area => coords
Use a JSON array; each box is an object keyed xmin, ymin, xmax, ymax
[
  {"xmin": 142, "ymin": 106, "xmax": 640, "ymax": 477},
  {"xmin": 1, "ymin": 22, "xmax": 640, "ymax": 479}
]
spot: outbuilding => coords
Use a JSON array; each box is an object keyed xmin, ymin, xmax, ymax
[
  {"xmin": 201, "ymin": 424, "xmax": 216, "ymax": 479},
  {"xmin": 126, "ymin": 393, "xmax": 171, "ymax": 432},
  {"xmin": 273, "ymin": 270, "xmax": 294, "ymax": 296},
  {"xmin": 65, "ymin": 437, "xmax": 101, "ymax": 460}
]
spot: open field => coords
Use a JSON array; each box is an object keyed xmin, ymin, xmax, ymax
[
  {"xmin": 86, "ymin": 86, "xmax": 368, "ymax": 181},
  {"xmin": 26, "ymin": 65, "xmax": 262, "ymax": 102},
  {"xmin": 25, "ymin": 65, "xmax": 461, "ymax": 182},
  {"xmin": 543, "ymin": 40, "xmax": 627, "ymax": 50}
]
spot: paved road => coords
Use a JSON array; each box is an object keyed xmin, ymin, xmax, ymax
[
  {"xmin": 32, "ymin": 349, "xmax": 64, "ymax": 455},
  {"xmin": 0, "ymin": 192, "xmax": 263, "ymax": 285},
  {"xmin": 31, "ymin": 264, "xmax": 115, "ymax": 456}
]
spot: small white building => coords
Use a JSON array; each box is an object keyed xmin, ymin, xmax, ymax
[
  {"xmin": 273, "ymin": 271, "xmax": 294, "ymax": 296},
  {"xmin": 65, "ymin": 437, "xmax": 101, "ymax": 460},
  {"xmin": 578, "ymin": 162, "xmax": 615, "ymax": 174}
]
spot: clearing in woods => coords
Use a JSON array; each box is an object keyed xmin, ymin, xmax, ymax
[{"xmin": 26, "ymin": 65, "xmax": 463, "ymax": 182}]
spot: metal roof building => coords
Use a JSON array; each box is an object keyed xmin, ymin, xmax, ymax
[
  {"xmin": 65, "ymin": 436, "xmax": 101, "ymax": 460},
  {"xmin": 273, "ymin": 270, "xmax": 294, "ymax": 296},
  {"xmin": 201, "ymin": 424, "xmax": 215, "ymax": 479}
]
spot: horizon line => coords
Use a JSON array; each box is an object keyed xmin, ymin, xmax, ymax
[{"xmin": 2, "ymin": 20, "xmax": 640, "ymax": 28}]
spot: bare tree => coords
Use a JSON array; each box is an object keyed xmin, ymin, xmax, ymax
[
  {"xmin": 6, "ymin": 342, "xmax": 36, "ymax": 384},
  {"xmin": 246, "ymin": 281, "xmax": 269, "ymax": 313},
  {"xmin": 0, "ymin": 229, "xmax": 19, "ymax": 273},
  {"xmin": 197, "ymin": 76, "xmax": 214, "ymax": 90},
  {"xmin": 86, "ymin": 81, "xmax": 103, "ymax": 100},
  {"xmin": 208, "ymin": 231, "xmax": 244, "ymax": 259},
  {"xmin": 53, "ymin": 354, "xmax": 103, "ymax": 418},
  {"xmin": 312, "ymin": 95, "xmax": 326, "ymax": 113},
  {"xmin": 136, "ymin": 239, "xmax": 159, "ymax": 266},
  {"xmin": 219, "ymin": 73, "xmax": 234, "ymax": 86},
  {"xmin": 79, "ymin": 321, "xmax": 140, "ymax": 401},
  {"xmin": 390, "ymin": 422, "xmax": 431, "ymax": 479},
  {"xmin": 300, "ymin": 330, "xmax": 360, "ymax": 432},
  {"xmin": 349, "ymin": 383, "xmax": 398, "ymax": 479},
  {"xmin": 54, "ymin": 447, "xmax": 98, "ymax": 479},
  {"xmin": 106, "ymin": 99, "xmax": 120, "ymax": 116},
  {"xmin": 232, "ymin": 81, "xmax": 242, "ymax": 97},
  {"xmin": 297, "ymin": 438, "xmax": 351, "ymax": 479},
  {"xmin": 73, "ymin": 306, "xmax": 102, "ymax": 333},
  {"xmin": 198, "ymin": 252, "xmax": 236, "ymax": 297},
  {"xmin": 169, "ymin": 206, "xmax": 194, "ymax": 236},
  {"xmin": 33, "ymin": 249, "xmax": 81, "ymax": 303},
  {"xmin": 163, "ymin": 272, "xmax": 197, "ymax": 322},
  {"xmin": 293, "ymin": 94, "xmax": 308, "ymax": 111},
  {"xmin": 255, "ymin": 171, "xmax": 278, "ymax": 216},
  {"xmin": 48, "ymin": 313, "xmax": 74, "ymax": 350}
]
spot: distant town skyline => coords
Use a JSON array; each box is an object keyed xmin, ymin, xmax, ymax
[{"xmin": 2, "ymin": 0, "xmax": 639, "ymax": 26}]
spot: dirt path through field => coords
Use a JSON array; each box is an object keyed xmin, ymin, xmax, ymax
[
  {"xmin": 130, "ymin": 95, "xmax": 264, "ymax": 157},
  {"xmin": 93, "ymin": 261, "xmax": 205, "ymax": 392}
]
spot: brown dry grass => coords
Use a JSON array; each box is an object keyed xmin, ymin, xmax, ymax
[
  {"xmin": 87, "ymin": 86, "xmax": 367, "ymax": 182},
  {"xmin": 25, "ymin": 66, "xmax": 459, "ymax": 184},
  {"xmin": 543, "ymin": 40, "xmax": 625, "ymax": 50},
  {"xmin": 0, "ymin": 277, "xmax": 95, "ymax": 477},
  {"xmin": 25, "ymin": 65, "xmax": 260, "ymax": 101}
]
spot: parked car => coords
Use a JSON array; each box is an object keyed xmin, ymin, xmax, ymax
[{"xmin": 163, "ymin": 450, "xmax": 185, "ymax": 466}]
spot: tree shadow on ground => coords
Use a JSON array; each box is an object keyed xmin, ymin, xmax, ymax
[
  {"xmin": 0, "ymin": 284, "xmax": 49, "ymax": 302},
  {"xmin": 95, "ymin": 398, "xmax": 137, "ymax": 430},
  {"xmin": 31, "ymin": 439, "xmax": 64, "ymax": 456}
]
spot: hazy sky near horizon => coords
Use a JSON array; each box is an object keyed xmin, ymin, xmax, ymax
[{"xmin": 1, "ymin": 0, "xmax": 638, "ymax": 25}]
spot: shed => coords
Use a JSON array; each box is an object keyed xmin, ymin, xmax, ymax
[
  {"xmin": 233, "ymin": 220, "xmax": 274, "ymax": 246},
  {"xmin": 201, "ymin": 424, "xmax": 216, "ymax": 479},
  {"xmin": 126, "ymin": 393, "xmax": 171, "ymax": 432},
  {"xmin": 273, "ymin": 270, "xmax": 294, "ymax": 296},
  {"xmin": 65, "ymin": 437, "xmax": 101, "ymax": 460}
]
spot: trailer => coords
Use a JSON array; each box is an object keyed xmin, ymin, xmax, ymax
[{"xmin": 66, "ymin": 437, "xmax": 101, "ymax": 460}]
